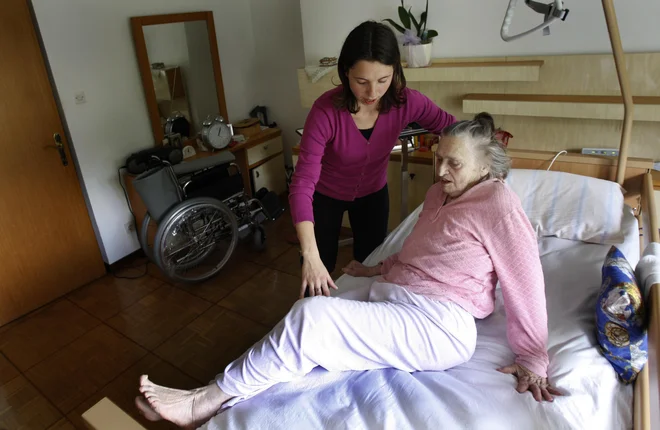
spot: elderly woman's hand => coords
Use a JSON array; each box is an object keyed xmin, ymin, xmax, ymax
[
  {"xmin": 342, "ymin": 260, "xmax": 381, "ymax": 278},
  {"xmin": 497, "ymin": 364, "xmax": 562, "ymax": 402}
]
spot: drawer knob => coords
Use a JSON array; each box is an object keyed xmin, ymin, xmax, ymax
[{"xmin": 263, "ymin": 145, "xmax": 269, "ymax": 151}]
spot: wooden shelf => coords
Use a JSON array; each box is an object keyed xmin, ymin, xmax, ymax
[
  {"xmin": 463, "ymin": 93, "xmax": 660, "ymax": 122},
  {"xmin": 652, "ymin": 170, "xmax": 660, "ymax": 190},
  {"xmin": 403, "ymin": 60, "xmax": 543, "ymax": 82}
]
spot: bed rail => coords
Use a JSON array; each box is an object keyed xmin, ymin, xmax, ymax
[
  {"xmin": 636, "ymin": 173, "xmax": 659, "ymax": 430},
  {"xmin": 602, "ymin": 0, "xmax": 634, "ymax": 186}
]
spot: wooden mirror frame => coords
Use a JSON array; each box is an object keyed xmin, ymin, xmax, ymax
[{"xmin": 130, "ymin": 11, "xmax": 229, "ymax": 145}]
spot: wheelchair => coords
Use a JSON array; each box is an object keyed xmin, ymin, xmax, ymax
[{"xmin": 133, "ymin": 151, "xmax": 281, "ymax": 283}]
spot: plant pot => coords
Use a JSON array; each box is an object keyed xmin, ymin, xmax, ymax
[{"xmin": 404, "ymin": 42, "xmax": 433, "ymax": 68}]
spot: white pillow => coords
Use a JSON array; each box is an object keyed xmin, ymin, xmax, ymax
[{"xmin": 505, "ymin": 169, "xmax": 625, "ymax": 244}]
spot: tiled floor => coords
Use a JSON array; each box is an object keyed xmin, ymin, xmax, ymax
[{"xmin": 0, "ymin": 210, "xmax": 355, "ymax": 429}]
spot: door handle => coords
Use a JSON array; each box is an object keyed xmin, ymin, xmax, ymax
[{"xmin": 53, "ymin": 133, "xmax": 69, "ymax": 166}]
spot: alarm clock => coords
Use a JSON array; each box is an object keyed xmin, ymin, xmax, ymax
[
  {"xmin": 201, "ymin": 115, "xmax": 233, "ymax": 150},
  {"xmin": 165, "ymin": 112, "xmax": 190, "ymax": 138}
]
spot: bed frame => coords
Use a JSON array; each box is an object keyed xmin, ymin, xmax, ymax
[
  {"xmin": 426, "ymin": 2, "xmax": 659, "ymax": 426},
  {"xmin": 547, "ymin": 3, "xmax": 659, "ymax": 427}
]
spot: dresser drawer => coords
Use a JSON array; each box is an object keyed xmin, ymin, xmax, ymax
[{"xmin": 247, "ymin": 136, "xmax": 283, "ymax": 166}]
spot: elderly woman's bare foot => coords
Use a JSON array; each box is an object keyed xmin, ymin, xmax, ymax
[
  {"xmin": 138, "ymin": 375, "xmax": 231, "ymax": 427},
  {"xmin": 135, "ymin": 395, "xmax": 162, "ymax": 421}
]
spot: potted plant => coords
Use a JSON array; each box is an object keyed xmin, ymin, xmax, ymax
[{"xmin": 384, "ymin": 0, "xmax": 438, "ymax": 68}]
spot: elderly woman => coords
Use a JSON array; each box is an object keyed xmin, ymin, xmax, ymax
[{"xmin": 135, "ymin": 113, "xmax": 559, "ymax": 428}]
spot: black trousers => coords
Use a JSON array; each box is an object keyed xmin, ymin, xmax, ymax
[{"xmin": 312, "ymin": 184, "xmax": 389, "ymax": 273}]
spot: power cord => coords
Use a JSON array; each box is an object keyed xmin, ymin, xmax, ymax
[{"xmin": 547, "ymin": 150, "xmax": 568, "ymax": 171}]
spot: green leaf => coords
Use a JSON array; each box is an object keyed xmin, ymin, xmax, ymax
[
  {"xmin": 382, "ymin": 18, "xmax": 406, "ymax": 34},
  {"xmin": 420, "ymin": 11, "xmax": 427, "ymax": 28},
  {"xmin": 400, "ymin": 0, "xmax": 404, "ymax": 7},
  {"xmin": 423, "ymin": 0, "xmax": 429, "ymax": 33},
  {"xmin": 398, "ymin": 6, "xmax": 411, "ymax": 29},
  {"xmin": 425, "ymin": 29, "xmax": 438, "ymax": 40},
  {"xmin": 410, "ymin": 8, "xmax": 421, "ymax": 34}
]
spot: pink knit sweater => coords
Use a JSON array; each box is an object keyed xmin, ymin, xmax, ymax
[{"xmin": 381, "ymin": 179, "xmax": 550, "ymax": 377}]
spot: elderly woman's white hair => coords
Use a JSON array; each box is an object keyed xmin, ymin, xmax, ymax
[{"xmin": 441, "ymin": 112, "xmax": 511, "ymax": 180}]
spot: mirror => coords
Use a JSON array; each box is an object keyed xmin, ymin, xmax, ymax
[{"xmin": 131, "ymin": 12, "xmax": 228, "ymax": 146}]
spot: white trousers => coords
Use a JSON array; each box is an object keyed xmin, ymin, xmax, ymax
[{"xmin": 216, "ymin": 280, "xmax": 477, "ymax": 402}]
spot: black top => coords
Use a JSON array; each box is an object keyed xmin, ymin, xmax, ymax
[{"xmin": 359, "ymin": 127, "xmax": 374, "ymax": 140}]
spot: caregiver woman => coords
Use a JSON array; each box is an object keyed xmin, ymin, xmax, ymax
[{"xmin": 290, "ymin": 21, "xmax": 456, "ymax": 298}]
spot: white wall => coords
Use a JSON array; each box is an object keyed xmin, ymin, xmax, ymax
[
  {"xmin": 32, "ymin": 0, "xmax": 260, "ymax": 264},
  {"xmin": 249, "ymin": 0, "xmax": 309, "ymax": 165},
  {"xmin": 300, "ymin": 0, "xmax": 660, "ymax": 64}
]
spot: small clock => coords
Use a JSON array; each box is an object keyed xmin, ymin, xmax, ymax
[{"xmin": 201, "ymin": 115, "xmax": 233, "ymax": 150}]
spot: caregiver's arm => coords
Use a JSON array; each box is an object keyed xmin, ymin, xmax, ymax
[
  {"xmin": 404, "ymin": 88, "xmax": 456, "ymax": 134},
  {"xmin": 290, "ymin": 102, "xmax": 337, "ymax": 298}
]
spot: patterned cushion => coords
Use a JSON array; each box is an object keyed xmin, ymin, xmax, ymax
[{"xmin": 596, "ymin": 246, "xmax": 648, "ymax": 383}]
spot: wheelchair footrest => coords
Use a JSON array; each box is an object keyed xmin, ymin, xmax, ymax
[{"xmin": 256, "ymin": 188, "xmax": 285, "ymax": 221}]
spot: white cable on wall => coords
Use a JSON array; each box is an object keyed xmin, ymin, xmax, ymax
[{"xmin": 547, "ymin": 150, "xmax": 568, "ymax": 171}]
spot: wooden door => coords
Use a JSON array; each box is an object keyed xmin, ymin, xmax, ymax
[{"xmin": 0, "ymin": 0, "xmax": 106, "ymax": 326}]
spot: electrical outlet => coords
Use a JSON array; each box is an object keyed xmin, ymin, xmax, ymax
[
  {"xmin": 124, "ymin": 221, "xmax": 135, "ymax": 233},
  {"xmin": 74, "ymin": 91, "xmax": 86, "ymax": 104},
  {"xmin": 581, "ymin": 148, "xmax": 619, "ymax": 157}
]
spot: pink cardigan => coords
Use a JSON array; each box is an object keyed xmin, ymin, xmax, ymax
[
  {"xmin": 381, "ymin": 179, "xmax": 550, "ymax": 377},
  {"xmin": 289, "ymin": 86, "xmax": 455, "ymax": 224}
]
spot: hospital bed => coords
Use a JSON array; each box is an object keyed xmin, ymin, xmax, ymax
[
  {"xmin": 202, "ymin": 0, "xmax": 660, "ymax": 429},
  {"xmin": 203, "ymin": 156, "xmax": 657, "ymax": 430}
]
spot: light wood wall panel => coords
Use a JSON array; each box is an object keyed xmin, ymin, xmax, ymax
[{"xmin": 298, "ymin": 53, "xmax": 660, "ymax": 160}]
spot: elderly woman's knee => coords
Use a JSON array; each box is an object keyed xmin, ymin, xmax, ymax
[{"xmin": 287, "ymin": 296, "xmax": 333, "ymax": 327}]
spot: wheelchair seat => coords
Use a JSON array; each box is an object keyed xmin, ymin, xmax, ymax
[{"xmin": 172, "ymin": 151, "xmax": 236, "ymax": 176}]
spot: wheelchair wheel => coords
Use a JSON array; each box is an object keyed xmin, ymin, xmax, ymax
[
  {"xmin": 251, "ymin": 225, "xmax": 266, "ymax": 251},
  {"xmin": 140, "ymin": 213, "xmax": 158, "ymax": 262},
  {"xmin": 153, "ymin": 197, "xmax": 238, "ymax": 283}
]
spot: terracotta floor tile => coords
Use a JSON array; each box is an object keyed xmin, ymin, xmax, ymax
[
  {"xmin": 47, "ymin": 418, "xmax": 76, "ymax": 430},
  {"xmin": 106, "ymin": 285, "xmax": 212, "ymax": 350},
  {"xmin": 25, "ymin": 325, "xmax": 147, "ymax": 414},
  {"xmin": 219, "ymin": 268, "xmax": 299, "ymax": 327},
  {"xmin": 268, "ymin": 247, "xmax": 301, "ymax": 278},
  {"xmin": 68, "ymin": 354, "xmax": 198, "ymax": 430},
  {"xmin": 176, "ymin": 258, "xmax": 264, "ymax": 303},
  {"xmin": 0, "ymin": 300, "xmax": 100, "ymax": 371},
  {"xmin": 0, "ymin": 352, "xmax": 19, "ymax": 385},
  {"xmin": 156, "ymin": 306, "xmax": 270, "ymax": 383},
  {"xmin": 0, "ymin": 375, "xmax": 62, "ymax": 430},
  {"xmin": 68, "ymin": 275, "xmax": 163, "ymax": 320}
]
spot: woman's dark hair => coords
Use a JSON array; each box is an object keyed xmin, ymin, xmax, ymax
[{"xmin": 334, "ymin": 21, "xmax": 407, "ymax": 113}]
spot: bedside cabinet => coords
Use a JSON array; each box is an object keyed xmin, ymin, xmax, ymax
[{"xmin": 247, "ymin": 135, "xmax": 287, "ymax": 195}]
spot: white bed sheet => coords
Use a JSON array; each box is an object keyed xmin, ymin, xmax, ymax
[{"xmin": 205, "ymin": 205, "xmax": 640, "ymax": 430}]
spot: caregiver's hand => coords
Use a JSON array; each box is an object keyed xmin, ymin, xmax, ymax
[
  {"xmin": 498, "ymin": 363, "xmax": 563, "ymax": 402},
  {"xmin": 342, "ymin": 260, "xmax": 381, "ymax": 278},
  {"xmin": 301, "ymin": 253, "xmax": 337, "ymax": 299}
]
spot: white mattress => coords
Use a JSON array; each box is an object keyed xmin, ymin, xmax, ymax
[{"xmin": 205, "ymin": 205, "xmax": 640, "ymax": 430}]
